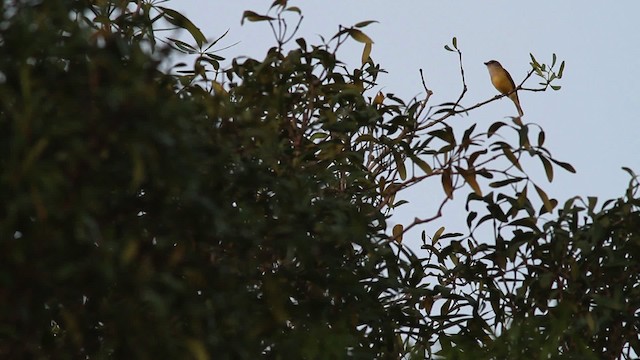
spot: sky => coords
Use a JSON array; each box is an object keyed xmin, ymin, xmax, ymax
[{"xmin": 173, "ymin": 1, "xmax": 640, "ymax": 246}]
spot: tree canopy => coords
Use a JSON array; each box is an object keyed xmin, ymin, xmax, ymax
[{"xmin": 0, "ymin": 1, "xmax": 638, "ymax": 359}]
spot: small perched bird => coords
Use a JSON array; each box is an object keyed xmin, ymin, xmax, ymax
[{"xmin": 484, "ymin": 60, "xmax": 524, "ymax": 117}]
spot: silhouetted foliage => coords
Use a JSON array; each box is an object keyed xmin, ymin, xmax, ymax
[{"xmin": 1, "ymin": 1, "xmax": 637, "ymax": 359}]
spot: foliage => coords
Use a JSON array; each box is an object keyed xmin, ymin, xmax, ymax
[
  {"xmin": 0, "ymin": 1, "xmax": 637, "ymax": 359},
  {"xmin": 427, "ymin": 171, "xmax": 640, "ymax": 360},
  {"xmin": 0, "ymin": 1, "xmax": 422, "ymax": 358}
]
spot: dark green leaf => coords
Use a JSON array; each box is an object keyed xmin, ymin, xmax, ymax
[
  {"xmin": 535, "ymin": 184, "xmax": 555, "ymax": 214},
  {"xmin": 539, "ymin": 155, "xmax": 554, "ymax": 182},
  {"xmin": 550, "ymin": 158, "xmax": 576, "ymax": 173},
  {"xmin": 411, "ymin": 155, "xmax": 433, "ymax": 175},
  {"xmin": 487, "ymin": 121, "xmax": 507, "ymax": 137},
  {"xmin": 441, "ymin": 168, "xmax": 453, "ymax": 199},
  {"xmin": 354, "ymin": 20, "xmax": 379, "ymax": 28},
  {"xmin": 241, "ymin": 11, "xmax": 275, "ymax": 25},
  {"xmin": 537, "ymin": 130, "xmax": 545, "ymax": 147},
  {"xmin": 159, "ymin": 7, "xmax": 206, "ymax": 47},
  {"xmin": 393, "ymin": 150, "xmax": 407, "ymax": 180},
  {"xmin": 489, "ymin": 177, "xmax": 525, "ymax": 188},
  {"xmin": 502, "ymin": 146, "xmax": 523, "ymax": 171}
]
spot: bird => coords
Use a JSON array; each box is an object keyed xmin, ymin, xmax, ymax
[{"xmin": 484, "ymin": 60, "xmax": 524, "ymax": 117}]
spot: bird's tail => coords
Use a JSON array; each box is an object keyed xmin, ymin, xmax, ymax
[{"xmin": 510, "ymin": 93, "xmax": 524, "ymax": 117}]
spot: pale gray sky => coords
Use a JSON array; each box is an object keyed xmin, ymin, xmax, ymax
[{"xmin": 174, "ymin": 1, "xmax": 640, "ymax": 243}]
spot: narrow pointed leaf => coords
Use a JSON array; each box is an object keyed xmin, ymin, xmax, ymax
[
  {"xmin": 539, "ymin": 155, "xmax": 554, "ymax": 182},
  {"xmin": 347, "ymin": 29, "xmax": 373, "ymax": 44},
  {"xmin": 361, "ymin": 42, "xmax": 372, "ymax": 65},
  {"xmin": 502, "ymin": 146, "xmax": 523, "ymax": 171},
  {"xmin": 441, "ymin": 168, "xmax": 453, "ymax": 199},
  {"xmin": 412, "ymin": 155, "xmax": 433, "ymax": 175},
  {"xmin": 355, "ymin": 20, "xmax": 379, "ymax": 28},
  {"xmin": 241, "ymin": 11, "xmax": 275, "ymax": 25},
  {"xmin": 487, "ymin": 121, "xmax": 507, "ymax": 137},
  {"xmin": 550, "ymin": 158, "xmax": 576, "ymax": 173},
  {"xmin": 159, "ymin": 7, "xmax": 206, "ymax": 47},
  {"xmin": 392, "ymin": 224, "xmax": 403, "ymax": 243},
  {"xmin": 393, "ymin": 151, "xmax": 407, "ymax": 180},
  {"xmin": 432, "ymin": 226, "xmax": 445, "ymax": 244},
  {"xmin": 535, "ymin": 184, "xmax": 554, "ymax": 214}
]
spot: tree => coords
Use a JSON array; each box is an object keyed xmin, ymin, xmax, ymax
[
  {"xmin": 1, "ymin": 1, "xmax": 637, "ymax": 359},
  {"xmin": 1, "ymin": 1, "xmax": 423, "ymax": 358}
]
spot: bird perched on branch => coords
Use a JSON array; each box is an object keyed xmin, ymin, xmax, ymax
[{"xmin": 484, "ymin": 60, "xmax": 524, "ymax": 117}]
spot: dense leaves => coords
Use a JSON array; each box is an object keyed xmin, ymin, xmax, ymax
[{"xmin": 0, "ymin": 1, "xmax": 423, "ymax": 358}]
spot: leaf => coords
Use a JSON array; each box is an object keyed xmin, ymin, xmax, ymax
[
  {"xmin": 508, "ymin": 217, "xmax": 539, "ymax": 231},
  {"xmin": 587, "ymin": 196, "xmax": 598, "ymax": 213},
  {"xmin": 410, "ymin": 155, "xmax": 432, "ymax": 175},
  {"xmin": 441, "ymin": 168, "xmax": 453, "ymax": 199},
  {"xmin": 558, "ymin": 61, "xmax": 565, "ymax": 78},
  {"xmin": 204, "ymin": 53, "xmax": 225, "ymax": 61},
  {"xmin": 211, "ymin": 81, "xmax": 228, "ymax": 96},
  {"xmin": 421, "ymin": 296, "xmax": 434, "ymax": 313},
  {"xmin": 539, "ymin": 155, "xmax": 554, "ymax": 182},
  {"xmin": 487, "ymin": 203, "xmax": 507, "ymax": 222},
  {"xmin": 535, "ymin": 184, "xmax": 555, "ymax": 214},
  {"xmin": 468, "ymin": 149, "xmax": 488, "ymax": 166},
  {"xmin": 460, "ymin": 124, "xmax": 477, "ymax": 150},
  {"xmin": 186, "ymin": 339, "xmax": 210, "ymax": 360},
  {"xmin": 354, "ymin": 20, "xmax": 379, "ymax": 28},
  {"xmin": 537, "ymin": 130, "xmax": 545, "ymax": 147},
  {"xmin": 429, "ymin": 127, "xmax": 455, "ymax": 145},
  {"xmin": 517, "ymin": 123, "xmax": 529, "ymax": 149},
  {"xmin": 241, "ymin": 11, "xmax": 275, "ymax": 25},
  {"xmin": 530, "ymin": 53, "xmax": 541, "ymax": 73},
  {"xmin": 550, "ymin": 158, "xmax": 576, "ymax": 173},
  {"xmin": 392, "ymin": 224, "xmax": 403, "ymax": 243},
  {"xmin": 361, "ymin": 41, "xmax": 372, "ymax": 65},
  {"xmin": 347, "ymin": 28, "xmax": 373, "ymax": 44},
  {"xmin": 489, "ymin": 177, "xmax": 524, "ymax": 188},
  {"xmin": 159, "ymin": 7, "xmax": 206, "ymax": 47},
  {"xmin": 373, "ymin": 91, "xmax": 384, "ymax": 105},
  {"xmin": 286, "ymin": 6, "xmax": 302, "ymax": 14},
  {"xmin": 198, "ymin": 56, "xmax": 220, "ymax": 71},
  {"xmin": 487, "ymin": 121, "xmax": 507, "ymax": 137},
  {"xmin": 393, "ymin": 151, "xmax": 407, "ymax": 180},
  {"xmin": 393, "ymin": 199, "xmax": 408, "ymax": 207},
  {"xmin": 295, "ymin": 37, "xmax": 306, "ymax": 49},
  {"xmin": 432, "ymin": 226, "xmax": 445, "ymax": 244},
  {"xmin": 270, "ymin": 0, "xmax": 286, "ymax": 8},
  {"xmin": 167, "ymin": 37, "xmax": 197, "ymax": 54},
  {"xmin": 458, "ymin": 167, "xmax": 482, "ymax": 196},
  {"xmin": 440, "ymin": 232, "xmax": 463, "ymax": 240},
  {"xmin": 621, "ymin": 166, "xmax": 636, "ymax": 177},
  {"xmin": 466, "ymin": 212, "xmax": 477, "ymax": 228},
  {"xmin": 495, "ymin": 252, "xmax": 506, "ymax": 271},
  {"xmin": 502, "ymin": 146, "xmax": 523, "ymax": 171}
]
